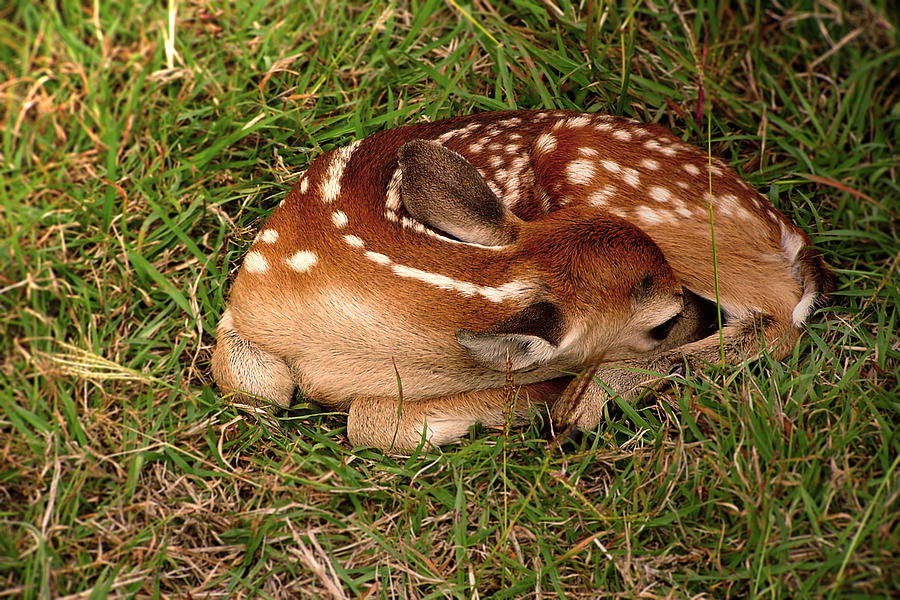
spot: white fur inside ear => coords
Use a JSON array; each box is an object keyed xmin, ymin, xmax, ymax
[{"xmin": 456, "ymin": 330, "xmax": 558, "ymax": 371}]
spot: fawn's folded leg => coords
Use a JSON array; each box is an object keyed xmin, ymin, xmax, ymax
[{"xmin": 347, "ymin": 379, "xmax": 569, "ymax": 451}]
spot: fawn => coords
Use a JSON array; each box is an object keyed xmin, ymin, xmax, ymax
[{"xmin": 212, "ymin": 110, "xmax": 833, "ymax": 450}]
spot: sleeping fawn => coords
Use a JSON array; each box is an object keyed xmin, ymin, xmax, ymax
[{"xmin": 212, "ymin": 110, "xmax": 833, "ymax": 450}]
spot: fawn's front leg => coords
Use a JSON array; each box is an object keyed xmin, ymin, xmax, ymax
[{"xmin": 347, "ymin": 379, "xmax": 569, "ymax": 451}]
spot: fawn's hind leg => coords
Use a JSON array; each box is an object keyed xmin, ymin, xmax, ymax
[
  {"xmin": 553, "ymin": 310, "xmax": 798, "ymax": 431},
  {"xmin": 347, "ymin": 379, "xmax": 569, "ymax": 451},
  {"xmin": 211, "ymin": 309, "xmax": 295, "ymax": 407}
]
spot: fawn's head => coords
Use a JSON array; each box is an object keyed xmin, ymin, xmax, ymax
[{"xmin": 399, "ymin": 140, "xmax": 684, "ymax": 373}]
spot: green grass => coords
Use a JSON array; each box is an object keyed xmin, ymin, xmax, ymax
[{"xmin": 1, "ymin": 0, "xmax": 898, "ymax": 598}]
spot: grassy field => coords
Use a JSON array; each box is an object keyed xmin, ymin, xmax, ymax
[{"xmin": 2, "ymin": 0, "xmax": 898, "ymax": 598}]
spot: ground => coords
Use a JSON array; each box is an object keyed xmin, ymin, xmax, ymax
[{"xmin": 1, "ymin": 1, "xmax": 898, "ymax": 598}]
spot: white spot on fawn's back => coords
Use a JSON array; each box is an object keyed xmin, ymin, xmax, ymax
[
  {"xmin": 343, "ymin": 235, "xmax": 365, "ymax": 248},
  {"xmin": 588, "ymin": 185, "xmax": 616, "ymax": 206},
  {"xmin": 648, "ymin": 186, "xmax": 672, "ymax": 203},
  {"xmin": 612, "ymin": 129, "xmax": 632, "ymax": 141},
  {"xmin": 566, "ymin": 159, "xmax": 596, "ymax": 185},
  {"xmin": 287, "ymin": 250, "xmax": 317, "ymax": 273},
  {"xmin": 437, "ymin": 122, "xmax": 479, "ymax": 143},
  {"xmin": 641, "ymin": 158, "xmax": 660, "ymax": 170},
  {"xmin": 364, "ymin": 251, "xmax": 391, "ymax": 265},
  {"xmin": 718, "ymin": 194, "xmax": 739, "ymax": 213},
  {"xmin": 565, "ymin": 115, "xmax": 592, "ymax": 129},
  {"xmin": 321, "ymin": 140, "xmax": 361, "ymax": 203},
  {"xmin": 244, "ymin": 251, "xmax": 269, "ymax": 274},
  {"xmin": 331, "ymin": 211, "xmax": 349, "ymax": 228},
  {"xmin": 601, "ymin": 160, "xmax": 621, "ymax": 174},
  {"xmin": 385, "ymin": 168, "xmax": 402, "ymax": 212},
  {"xmin": 622, "ymin": 168, "xmax": 640, "ymax": 188},
  {"xmin": 257, "ymin": 229, "xmax": 279, "ymax": 244},
  {"xmin": 671, "ymin": 199, "xmax": 693, "ymax": 218},
  {"xmin": 645, "ymin": 139, "xmax": 677, "ymax": 156},
  {"xmin": 535, "ymin": 133, "xmax": 557, "ymax": 154},
  {"xmin": 391, "ymin": 263, "xmax": 531, "ymax": 304},
  {"xmin": 636, "ymin": 206, "xmax": 666, "ymax": 225},
  {"xmin": 682, "ymin": 163, "xmax": 700, "ymax": 176},
  {"xmin": 400, "ymin": 216, "xmax": 428, "ymax": 235},
  {"xmin": 392, "ymin": 264, "xmax": 479, "ymax": 297}
]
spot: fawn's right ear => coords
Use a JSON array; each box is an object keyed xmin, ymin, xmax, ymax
[{"xmin": 399, "ymin": 140, "xmax": 522, "ymax": 246}]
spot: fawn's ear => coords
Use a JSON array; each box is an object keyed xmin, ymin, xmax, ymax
[
  {"xmin": 399, "ymin": 140, "xmax": 521, "ymax": 246},
  {"xmin": 456, "ymin": 302, "xmax": 564, "ymax": 371}
]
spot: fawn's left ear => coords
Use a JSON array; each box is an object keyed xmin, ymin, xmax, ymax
[
  {"xmin": 399, "ymin": 140, "xmax": 522, "ymax": 246},
  {"xmin": 455, "ymin": 302, "xmax": 564, "ymax": 371}
]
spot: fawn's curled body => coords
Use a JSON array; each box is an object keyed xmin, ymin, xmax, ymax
[{"xmin": 213, "ymin": 110, "xmax": 833, "ymax": 450}]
